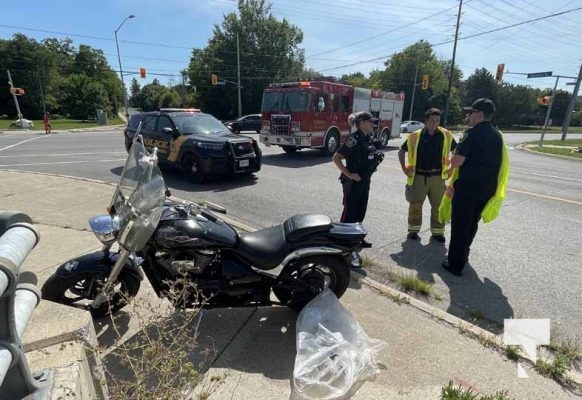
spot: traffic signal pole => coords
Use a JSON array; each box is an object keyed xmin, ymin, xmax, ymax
[
  {"xmin": 443, "ymin": 0, "xmax": 463, "ymax": 127},
  {"xmin": 560, "ymin": 62, "xmax": 582, "ymax": 141},
  {"xmin": 539, "ymin": 76, "xmax": 560, "ymax": 146},
  {"xmin": 6, "ymin": 70, "xmax": 23, "ymax": 127}
]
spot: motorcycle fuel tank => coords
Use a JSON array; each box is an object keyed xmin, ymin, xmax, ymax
[{"xmin": 154, "ymin": 208, "xmax": 238, "ymax": 249}]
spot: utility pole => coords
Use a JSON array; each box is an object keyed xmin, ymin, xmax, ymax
[
  {"xmin": 37, "ymin": 73, "xmax": 46, "ymax": 116},
  {"xmin": 115, "ymin": 14, "xmax": 135, "ymax": 123},
  {"xmin": 409, "ymin": 53, "xmax": 420, "ymax": 121},
  {"xmin": 237, "ymin": 32, "xmax": 242, "ymax": 118},
  {"xmin": 539, "ymin": 76, "xmax": 559, "ymax": 146},
  {"xmin": 443, "ymin": 0, "xmax": 463, "ymax": 127},
  {"xmin": 6, "ymin": 70, "xmax": 23, "ymax": 127},
  {"xmin": 560, "ymin": 62, "xmax": 582, "ymax": 141}
]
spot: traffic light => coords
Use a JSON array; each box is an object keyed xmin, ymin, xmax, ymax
[
  {"xmin": 139, "ymin": 67, "xmax": 146, "ymax": 79},
  {"xmin": 422, "ymin": 74, "xmax": 429, "ymax": 90},
  {"xmin": 496, "ymin": 63, "xmax": 505, "ymax": 82},
  {"xmin": 211, "ymin": 74, "xmax": 218, "ymax": 86}
]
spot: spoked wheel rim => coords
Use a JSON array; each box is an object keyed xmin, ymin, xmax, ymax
[{"xmin": 327, "ymin": 135, "xmax": 338, "ymax": 154}]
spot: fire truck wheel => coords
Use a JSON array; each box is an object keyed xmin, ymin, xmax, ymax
[
  {"xmin": 379, "ymin": 129, "xmax": 389, "ymax": 148},
  {"xmin": 282, "ymin": 145, "xmax": 297, "ymax": 154},
  {"xmin": 323, "ymin": 131, "xmax": 340, "ymax": 155}
]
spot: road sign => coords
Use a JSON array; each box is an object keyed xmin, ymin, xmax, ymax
[{"xmin": 527, "ymin": 71, "xmax": 553, "ymax": 78}]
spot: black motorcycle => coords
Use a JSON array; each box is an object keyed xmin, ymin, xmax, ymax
[{"xmin": 41, "ymin": 134, "xmax": 368, "ymax": 318}]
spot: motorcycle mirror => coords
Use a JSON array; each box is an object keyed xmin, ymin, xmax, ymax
[{"xmin": 203, "ymin": 201, "xmax": 227, "ymax": 214}]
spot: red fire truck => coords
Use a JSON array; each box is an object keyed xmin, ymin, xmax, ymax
[{"xmin": 259, "ymin": 80, "xmax": 405, "ymax": 154}]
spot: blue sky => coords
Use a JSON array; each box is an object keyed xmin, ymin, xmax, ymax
[{"xmin": 1, "ymin": 0, "xmax": 581, "ymax": 93}]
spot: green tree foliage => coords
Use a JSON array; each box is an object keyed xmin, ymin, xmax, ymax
[
  {"xmin": 0, "ymin": 34, "xmax": 122, "ymax": 119},
  {"xmin": 185, "ymin": 0, "xmax": 304, "ymax": 119},
  {"xmin": 374, "ymin": 40, "xmax": 463, "ymax": 123},
  {"xmin": 131, "ymin": 79, "xmax": 181, "ymax": 111}
]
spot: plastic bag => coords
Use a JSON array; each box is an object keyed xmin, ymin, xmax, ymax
[{"xmin": 291, "ymin": 289, "xmax": 387, "ymax": 400}]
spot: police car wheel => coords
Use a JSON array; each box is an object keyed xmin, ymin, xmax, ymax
[{"xmin": 182, "ymin": 154, "xmax": 206, "ymax": 184}]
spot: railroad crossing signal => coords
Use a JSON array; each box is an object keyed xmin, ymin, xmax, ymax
[{"xmin": 422, "ymin": 74, "xmax": 429, "ymax": 90}]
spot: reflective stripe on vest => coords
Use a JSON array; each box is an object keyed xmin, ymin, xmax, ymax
[{"xmin": 406, "ymin": 127, "xmax": 453, "ymax": 185}]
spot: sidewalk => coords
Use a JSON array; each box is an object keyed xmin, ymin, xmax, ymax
[{"xmin": 2, "ymin": 169, "xmax": 580, "ymax": 399}]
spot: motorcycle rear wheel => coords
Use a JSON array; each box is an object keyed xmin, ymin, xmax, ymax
[
  {"xmin": 41, "ymin": 272, "xmax": 140, "ymax": 318},
  {"xmin": 273, "ymin": 255, "xmax": 349, "ymax": 311}
]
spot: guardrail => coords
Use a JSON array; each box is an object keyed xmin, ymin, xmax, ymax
[{"xmin": 0, "ymin": 211, "xmax": 45, "ymax": 399}]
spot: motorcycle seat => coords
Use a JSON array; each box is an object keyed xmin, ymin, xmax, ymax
[
  {"xmin": 238, "ymin": 225, "xmax": 291, "ymax": 270},
  {"xmin": 283, "ymin": 214, "xmax": 332, "ymax": 242}
]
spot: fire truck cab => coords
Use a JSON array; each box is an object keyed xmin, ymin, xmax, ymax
[{"xmin": 259, "ymin": 80, "xmax": 404, "ymax": 155}]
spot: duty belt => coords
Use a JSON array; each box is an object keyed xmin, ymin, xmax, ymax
[{"xmin": 416, "ymin": 169, "xmax": 442, "ymax": 177}]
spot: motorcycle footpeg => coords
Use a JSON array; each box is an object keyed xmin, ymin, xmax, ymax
[{"xmin": 360, "ymin": 240, "xmax": 372, "ymax": 249}]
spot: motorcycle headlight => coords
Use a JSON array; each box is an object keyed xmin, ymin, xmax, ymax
[{"xmin": 88, "ymin": 215, "xmax": 120, "ymax": 245}]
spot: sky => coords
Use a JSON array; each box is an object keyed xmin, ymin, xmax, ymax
[{"xmin": 1, "ymin": 0, "xmax": 581, "ymax": 93}]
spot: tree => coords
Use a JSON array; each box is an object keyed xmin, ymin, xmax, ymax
[
  {"xmin": 58, "ymin": 74, "xmax": 108, "ymax": 119},
  {"xmin": 339, "ymin": 72, "xmax": 368, "ymax": 88},
  {"xmin": 376, "ymin": 41, "xmax": 457, "ymax": 122},
  {"xmin": 186, "ymin": 0, "xmax": 304, "ymax": 119},
  {"xmin": 129, "ymin": 78, "xmax": 141, "ymax": 107}
]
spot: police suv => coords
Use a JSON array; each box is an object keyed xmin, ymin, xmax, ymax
[{"xmin": 123, "ymin": 109, "xmax": 261, "ymax": 183}]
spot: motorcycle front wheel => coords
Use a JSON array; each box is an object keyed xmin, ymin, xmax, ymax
[
  {"xmin": 273, "ymin": 255, "xmax": 350, "ymax": 311},
  {"xmin": 41, "ymin": 272, "xmax": 140, "ymax": 318}
]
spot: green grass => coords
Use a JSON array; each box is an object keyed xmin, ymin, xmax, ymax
[
  {"xmin": 440, "ymin": 381, "xmax": 513, "ymax": 400},
  {"xmin": 395, "ymin": 274, "xmax": 434, "ymax": 296},
  {"xmin": 0, "ymin": 118, "xmax": 124, "ymax": 131},
  {"xmin": 523, "ymin": 138, "xmax": 582, "ymax": 159}
]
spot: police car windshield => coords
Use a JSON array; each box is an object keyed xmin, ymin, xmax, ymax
[{"xmin": 171, "ymin": 113, "xmax": 229, "ymax": 135}]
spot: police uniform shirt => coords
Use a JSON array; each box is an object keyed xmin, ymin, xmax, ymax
[
  {"xmin": 337, "ymin": 131, "xmax": 376, "ymax": 181},
  {"xmin": 455, "ymin": 121, "xmax": 502, "ymax": 184},
  {"xmin": 400, "ymin": 128, "xmax": 457, "ymax": 171}
]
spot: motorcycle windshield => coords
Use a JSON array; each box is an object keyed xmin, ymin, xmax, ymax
[{"xmin": 110, "ymin": 136, "xmax": 166, "ymax": 251}]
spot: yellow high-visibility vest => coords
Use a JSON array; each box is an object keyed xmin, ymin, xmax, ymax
[
  {"xmin": 438, "ymin": 130, "xmax": 510, "ymax": 223},
  {"xmin": 405, "ymin": 127, "xmax": 453, "ymax": 185}
]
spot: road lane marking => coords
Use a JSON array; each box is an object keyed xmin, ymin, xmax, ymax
[
  {"xmin": 506, "ymin": 189, "xmax": 582, "ymax": 206},
  {"xmin": 0, "ymin": 152, "xmax": 127, "ymax": 158},
  {"xmin": 0, "ymin": 159, "xmax": 126, "ymax": 167},
  {"xmin": 511, "ymin": 169, "xmax": 582, "ymax": 183},
  {"xmin": 0, "ymin": 137, "xmax": 44, "ymax": 152}
]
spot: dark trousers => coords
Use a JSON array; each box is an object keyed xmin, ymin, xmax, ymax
[
  {"xmin": 447, "ymin": 181, "xmax": 496, "ymax": 272},
  {"xmin": 340, "ymin": 180, "xmax": 370, "ymax": 223}
]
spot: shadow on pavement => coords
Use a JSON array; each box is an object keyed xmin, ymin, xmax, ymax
[
  {"xmin": 260, "ymin": 150, "xmax": 332, "ymax": 168},
  {"xmin": 386, "ymin": 239, "xmax": 514, "ymax": 334}
]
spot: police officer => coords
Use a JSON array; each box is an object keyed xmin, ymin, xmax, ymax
[
  {"xmin": 332, "ymin": 111, "xmax": 383, "ymax": 224},
  {"xmin": 442, "ymin": 98, "xmax": 503, "ymax": 276}
]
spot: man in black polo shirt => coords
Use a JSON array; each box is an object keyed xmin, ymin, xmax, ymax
[
  {"xmin": 398, "ymin": 108, "xmax": 456, "ymax": 242},
  {"xmin": 442, "ymin": 98, "xmax": 503, "ymax": 276}
]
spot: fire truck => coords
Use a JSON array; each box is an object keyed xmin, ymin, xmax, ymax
[{"xmin": 259, "ymin": 80, "xmax": 405, "ymax": 154}]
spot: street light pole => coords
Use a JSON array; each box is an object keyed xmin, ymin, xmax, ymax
[{"xmin": 115, "ymin": 15, "xmax": 135, "ymax": 123}]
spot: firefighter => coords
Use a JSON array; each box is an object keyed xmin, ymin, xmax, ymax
[
  {"xmin": 441, "ymin": 98, "xmax": 506, "ymax": 276},
  {"xmin": 398, "ymin": 108, "xmax": 456, "ymax": 242},
  {"xmin": 332, "ymin": 111, "xmax": 383, "ymax": 224}
]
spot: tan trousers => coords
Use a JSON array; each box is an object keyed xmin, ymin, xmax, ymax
[{"xmin": 406, "ymin": 174, "xmax": 446, "ymax": 235}]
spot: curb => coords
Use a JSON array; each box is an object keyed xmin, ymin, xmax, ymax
[
  {"xmin": 0, "ymin": 125, "xmax": 125, "ymax": 135},
  {"xmin": 516, "ymin": 143, "xmax": 582, "ymax": 162}
]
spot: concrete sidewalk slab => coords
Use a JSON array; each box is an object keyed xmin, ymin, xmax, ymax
[{"xmin": 200, "ymin": 284, "xmax": 577, "ymax": 400}]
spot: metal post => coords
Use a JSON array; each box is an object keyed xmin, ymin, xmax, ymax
[
  {"xmin": 7, "ymin": 70, "xmax": 23, "ymax": 127},
  {"xmin": 443, "ymin": 0, "xmax": 463, "ymax": 127},
  {"xmin": 539, "ymin": 76, "xmax": 560, "ymax": 146},
  {"xmin": 115, "ymin": 15, "xmax": 135, "ymax": 123},
  {"xmin": 37, "ymin": 72, "xmax": 46, "ymax": 117},
  {"xmin": 561, "ymin": 62, "xmax": 582, "ymax": 141},
  {"xmin": 237, "ymin": 32, "xmax": 242, "ymax": 118},
  {"xmin": 409, "ymin": 54, "xmax": 420, "ymax": 121}
]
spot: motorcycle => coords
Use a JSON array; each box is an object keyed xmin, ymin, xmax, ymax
[{"xmin": 41, "ymin": 133, "xmax": 369, "ymax": 318}]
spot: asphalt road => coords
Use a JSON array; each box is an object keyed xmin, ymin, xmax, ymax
[{"xmin": 1, "ymin": 129, "xmax": 581, "ymax": 340}]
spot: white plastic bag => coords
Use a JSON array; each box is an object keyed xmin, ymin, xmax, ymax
[{"xmin": 291, "ymin": 289, "xmax": 387, "ymax": 400}]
